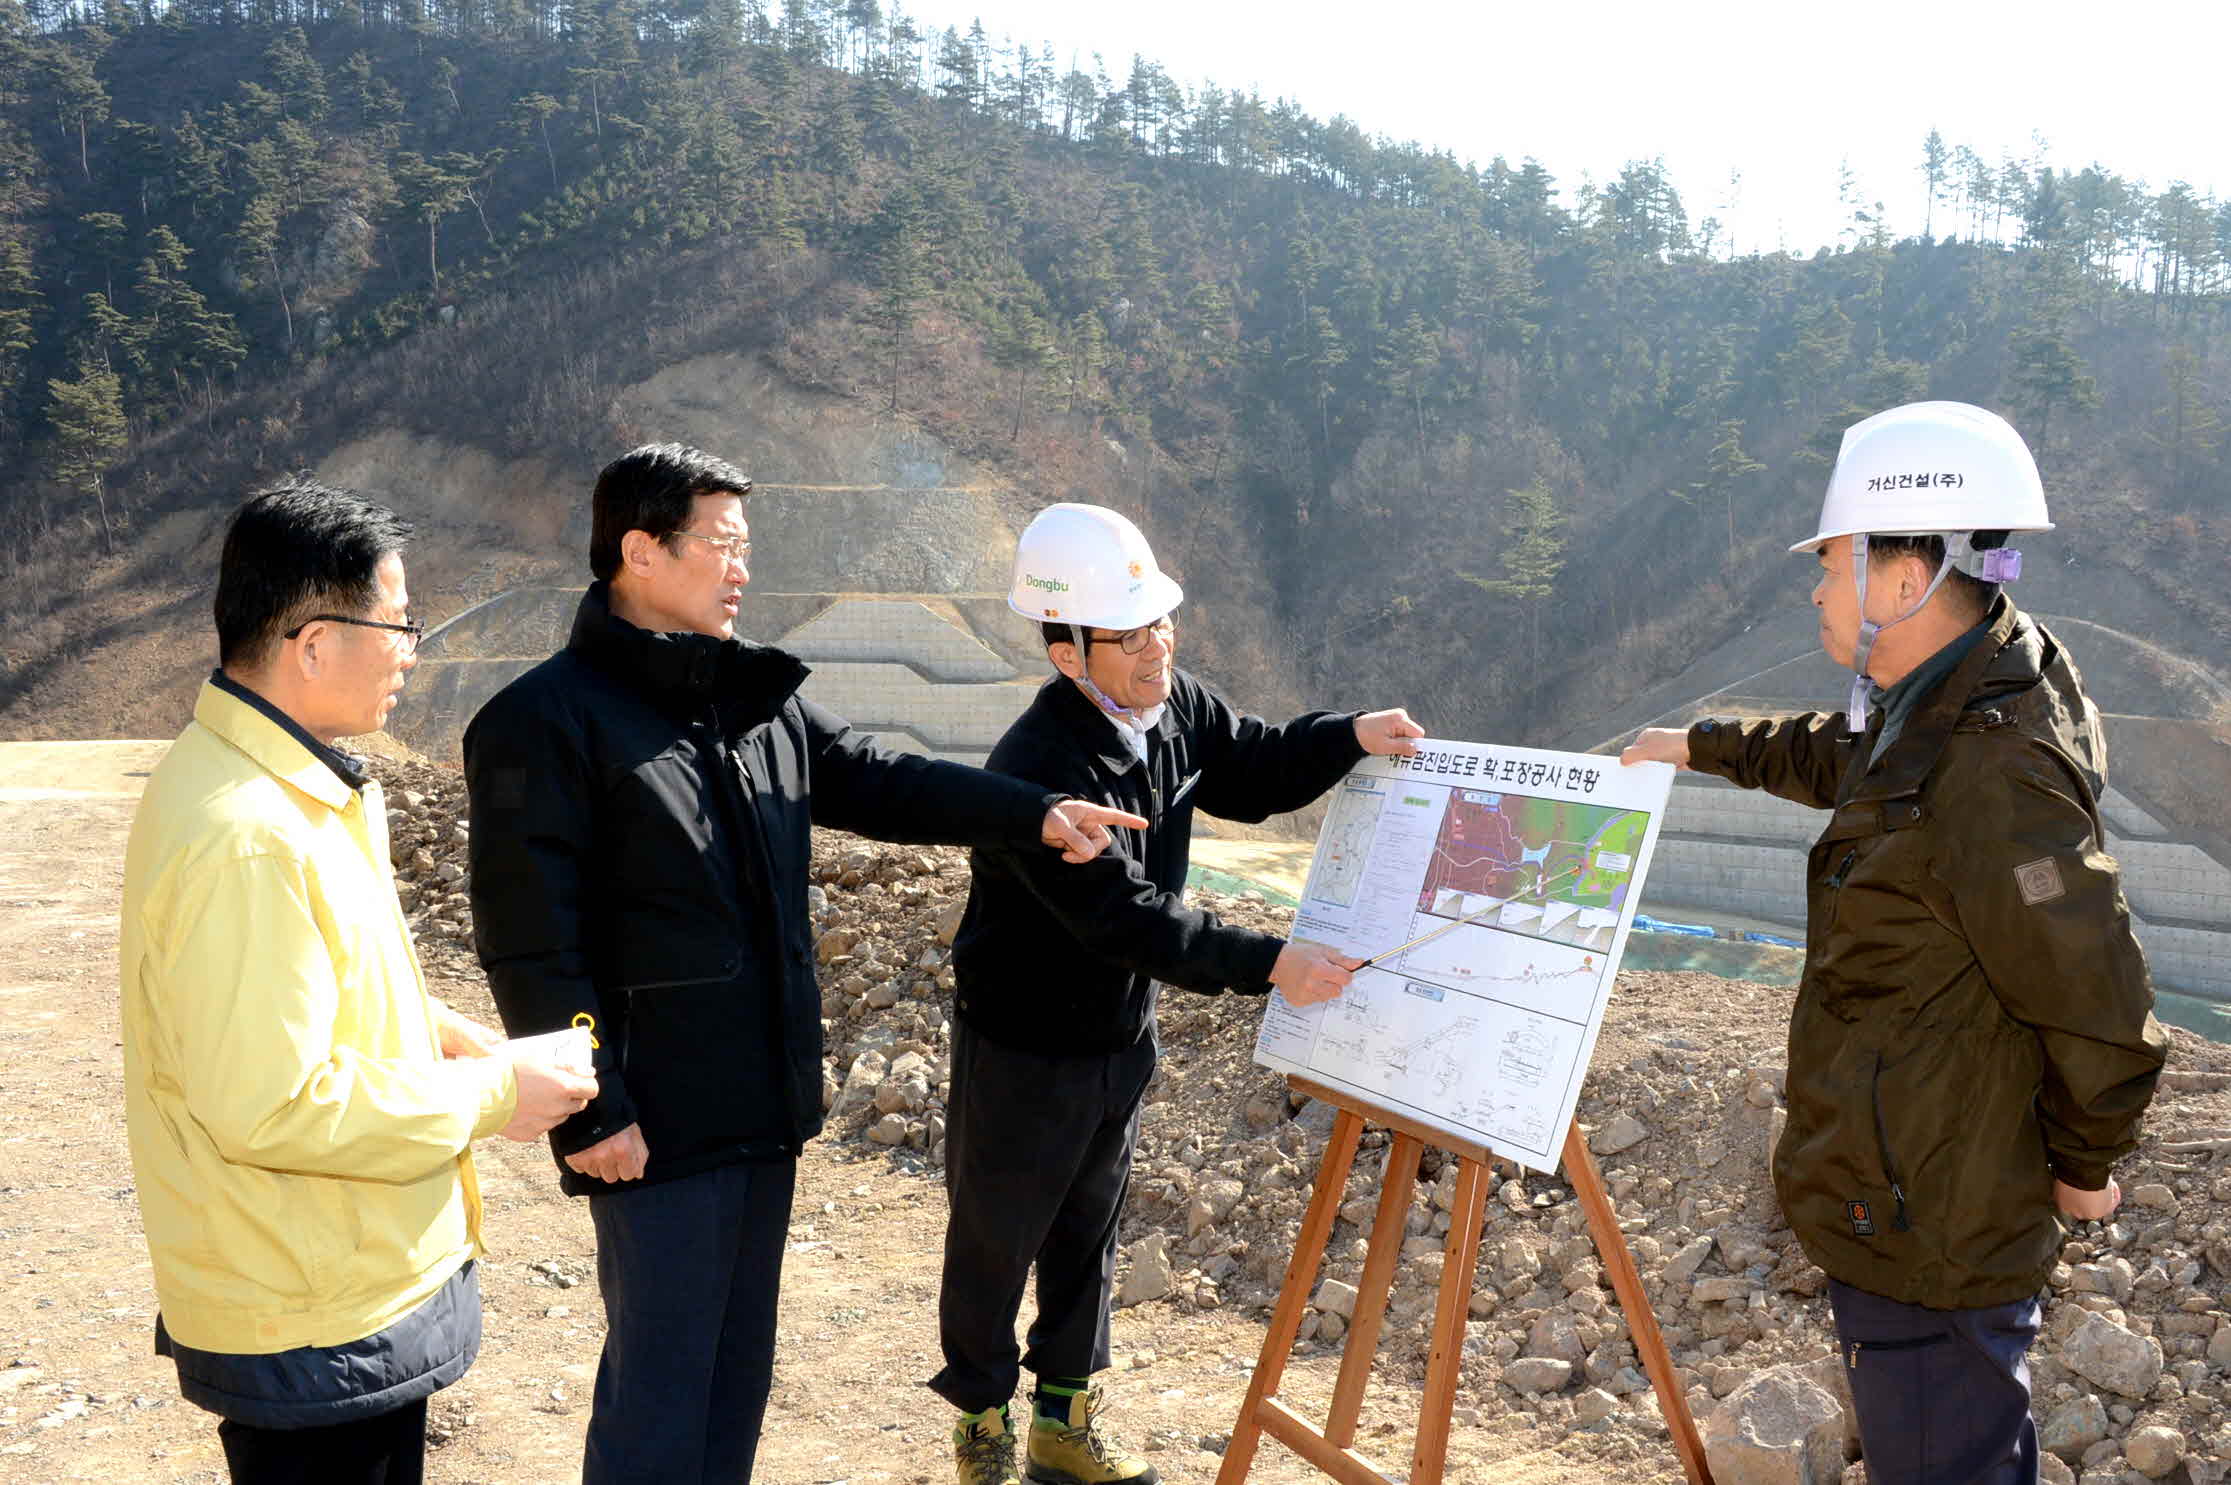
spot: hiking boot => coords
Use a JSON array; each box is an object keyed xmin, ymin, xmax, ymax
[
  {"xmin": 1025, "ymin": 1385, "xmax": 1160, "ymax": 1485},
  {"xmin": 954, "ymin": 1403, "xmax": 1021, "ymax": 1485}
]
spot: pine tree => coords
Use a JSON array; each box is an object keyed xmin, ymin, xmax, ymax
[
  {"xmin": 1692, "ymin": 418, "xmax": 1765, "ymax": 560},
  {"xmin": 512, "ymin": 93, "xmax": 562, "ymax": 191},
  {"xmin": 45, "ymin": 34, "xmax": 110, "ymax": 182},
  {"xmin": 1462, "ymin": 481, "xmax": 1566, "ymax": 688},
  {"xmin": 2146, "ymin": 344, "xmax": 2223, "ymax": 502},
  {"xmin": 0, "ymin": 232, "xmax": 40, "ymax": 437},
  {"xmin": 865, "ymin": 187, "xmax": 926, "ymax": 412},
  {"xmin": 126, "ymin": 226, "xmax": 246, "ymax": 407},
  {"xmin": 1920, "ymin": 128, "xmax": 1948, "ymax": 239},
  {"xmin": 233, "ymin": 194, "xmax": 293, "ymax": 349},
  {"xmin": 991, "ymin": 301, "xmax": 1053, "ymax": 440},
  {"xmin": 392, "ymin": 151, "xmax": 478, "ymax": 297},
  {"xmin": 46, "ymin": 360, "xmax": 130, "ymax": 550}
]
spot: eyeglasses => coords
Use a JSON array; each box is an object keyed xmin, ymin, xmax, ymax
[
  {"xmin": 1092, "ymin": 616, "xmax": 1176, "ymax": 655},
  {"xmin": 668, "ymin": 530, "xmax": 754, "ymax": 565},
  {"xmin": 284, "ymin": 613, "xmax": 425, "ymax": 652}
]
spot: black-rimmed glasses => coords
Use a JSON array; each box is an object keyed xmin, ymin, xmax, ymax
[
  {"xmin": 1094, "ymin": 616, "xmax": 1176, "ymax": 655},
  {"xmin": 284, "ymin": 613, "xmax": 425, "ymax": 652}
]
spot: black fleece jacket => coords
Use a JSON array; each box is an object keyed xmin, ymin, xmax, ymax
[{"xmin": 953, "ymin": 669, "xmax": 1365, "ymax": 1056}]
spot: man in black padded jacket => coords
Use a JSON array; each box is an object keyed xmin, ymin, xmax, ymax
[
  {"xmin": 463, "ymin": 448, "xmax": 1144, "ymax": 1485},
  {"xmin": 933, "ymin": 503, "xmax": 1424, "ymax": 1485}
]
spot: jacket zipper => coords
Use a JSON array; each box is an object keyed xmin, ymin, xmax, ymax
[
  {"xmin": 1869, "ymin": 1052, "xmax": 1912, "ymax": 1233},
  {"xmin": 1826, "ymin": 848, "xmax": 1858, "ymax": 889}
]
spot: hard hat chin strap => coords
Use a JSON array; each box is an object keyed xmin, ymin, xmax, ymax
[
  {"xmin": 1068, "ymin": 622, "xmax": 1137, "ymax": 722},
  {"xmin": 1845, "ymin": 532, "xmax": 1963, "ymax": 733}
]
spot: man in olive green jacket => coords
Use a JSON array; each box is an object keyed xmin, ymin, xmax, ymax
[{"xmin": 1625, "ymin": 403, "xmax": 2164, "ymax": 1485}]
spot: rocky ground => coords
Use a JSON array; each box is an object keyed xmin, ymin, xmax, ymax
[{"xmin": 357, "ymin": 755, "xmax": 2231, "ymax": 1485}]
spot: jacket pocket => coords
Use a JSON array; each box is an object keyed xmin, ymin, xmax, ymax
[
  {"xmin": 619, "ymin": 979, "xmax": 784, "ymax": 1150},
  {"xmin": 609, "ymin": 950, "xmax": 743, "ymax": 994},
  {"xmin": 1869, "ymin": 1053, "xmax": 1913, "ymax": 1233},
  {"xmin": 1844, "ymin": 1331, "xmax": 1946, "ymax": 1370}
]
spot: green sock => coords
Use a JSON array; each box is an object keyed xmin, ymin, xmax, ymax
[
  {"xmin": 958, "ymin": 1401, "xmax": 1008, "ymax": 1428},
  {"xmin": 1034, "ymin": 1376, "xmax": 1088, "ymax": 1425}
]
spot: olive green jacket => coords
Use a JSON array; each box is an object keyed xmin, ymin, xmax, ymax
[{"xmin": 1689, "ymin": 598, "xmax": 2166, "ymax": 1309}]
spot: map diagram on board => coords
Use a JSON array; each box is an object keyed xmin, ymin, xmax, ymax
[
  {"xmin": 1302, "ymin": 777, "xmax": 1388, "ymax": 911},
  {"xmin": 1253, "ymin": 740, "xmax": 1675, "ymax": 1171},
  {"xmin": 1417, "ymin": 791, "xmax": 1649, "ymax": 952}
]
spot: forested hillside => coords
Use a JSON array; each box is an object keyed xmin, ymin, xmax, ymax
[{"xmin": 2, "ymin": 0, "xmax": 2227, "ymax": 740}]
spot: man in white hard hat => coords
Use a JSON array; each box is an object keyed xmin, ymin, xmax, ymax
[
  {"xmin": 1624, "ymin": 403, "xmax": 2164, "ymax": 1485},
  {"xmin": 932, "ymin": 503, "xmax": 1424, "ymax": 1485}
]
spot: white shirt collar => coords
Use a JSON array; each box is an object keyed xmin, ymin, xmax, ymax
[{"xmin": 1095, "ymin": 699, "xmax": 1166, "ymax": 763}]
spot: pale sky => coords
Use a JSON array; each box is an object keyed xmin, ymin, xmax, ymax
[{"xmin": 899, "ymin": 0, "xmax": 2228, "ymax": 257}]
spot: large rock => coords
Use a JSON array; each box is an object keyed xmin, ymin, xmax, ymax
[
  {"xmin": 831, "ymin": 1050, "xmax": 888, "ymax": 1120},
  {"xmin": 1702, "ymin": 1366, "xmax": 1849, "ymax": 1485},
  {"xmin": 1117, "ymin": 1234, "xmax": 1173, "ymax": 1307},
  {"xmin": 1503, "ymin": 1357, "xmax": 1573, "ymax": 1394},
  {"xmin": 1314, "ymin": 1279, "xmax": 1359, "ymax": 1319},
  {"xmin": 1791, "ymin": 1355, "xmax": 1859, "ymax": 1458},
  {"xmin": 1591, "ymin": 1114, "xmax": 1650, "ymax": 1155},
  {"xmin": 2070, "ymin": 1257, "xmax": 2135, "ymax": 1303},
  {"xmin": 1574, "ymin": 1387, "xmax": 1618, "ymax": 1427},
  {"xmin": 1527, "ymin": 1310, "xmax": 1589, "ymax": 1366},
  {"xmin": 2123, "ymin": 1425, "xmax": 2185, "ymax": 1479},
  {"xmin": 1187, "ymin": 1177, "xmax": 1245, "ymax": 1236},
  {"xmin": 1665, "ymin": 1235, "xmax": 1716, "ymax": 1286},
  {"xmin": 2061, "ymin": 1311, "xmax": 2164, "ymax": 1399},
  {"xmin": 2039, "ymin": 1394, "xmax": 2110, "ymax": 1462}
]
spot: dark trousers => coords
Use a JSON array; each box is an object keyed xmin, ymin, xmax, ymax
[
  {"xmin": 1828, "ymin": 1277, "xmax": 2042, "ymax": 1485},
  {"xmin": 216, "ymin": 1399, "xmax": 427, "ymax": 1484},
  {"xmin": 584, "ymin": 1158, "xmax": 798, "ymax": 1485},
  {"xmin": 930, "ymin": 1021, "xmax": 1157, "ymax": 1413}
]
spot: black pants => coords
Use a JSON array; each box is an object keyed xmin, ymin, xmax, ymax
[
  {"xmin": 930, "ymin": 1022, "xmax": 1157, "ymax": 1413},
  {"xmin": 1828, "ymin": 1277, "xmax": 2042, "ymax": 1485},
  {"xmin": 584, "ymin": 1158, "xmax": 798, "ymax": 1484},
  {"xmin": 216, "ymin": 1399, "xmax": 427, "ymax": 1484}
]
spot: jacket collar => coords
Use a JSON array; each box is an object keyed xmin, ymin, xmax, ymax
[
  {"xmin": 207, "ymin": 669, "xmax": 370, "ymax": 794},
  {"xmin": 567, "ymin": 581, "xmax": 810, "ymax": 730},
  {"xmin": 1842, "ymin": 595, "xmax": 2033, "ymax": 804},
  {"xmin": 1042, "ymin": 670, "xmax": 1182, "ymax": 775},
  {"xmin": 193, "ymin": 679, "xmax": 363, "ymax": 813}
]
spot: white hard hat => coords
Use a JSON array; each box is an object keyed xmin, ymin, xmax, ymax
[
  {"xmin": 1006, "ymin": 503, "xmax": 1183, "ymax": 631},
  {"xmin": 1790, "ymin": 401, "xmax": 2053, "ymax": 555}
]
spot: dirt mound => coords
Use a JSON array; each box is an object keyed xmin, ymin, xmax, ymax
[{"xmin": 366, "ymin": 758, "xmax": 2231, "ymax": 1477}]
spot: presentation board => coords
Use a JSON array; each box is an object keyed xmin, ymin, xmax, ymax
[{"xmin": 1253, "ymin": 740, "xmax": 1675, "ymax": 1170}]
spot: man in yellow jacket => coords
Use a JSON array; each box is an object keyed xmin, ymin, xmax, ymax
[{"xmin": 119, "ymin": 480, "xmax": 597, "ymax": 1485}]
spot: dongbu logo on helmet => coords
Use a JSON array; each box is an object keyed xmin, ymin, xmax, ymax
[{"xmin": 1022, "ymin": 574, "xmax": 1069, "ymax": 593}]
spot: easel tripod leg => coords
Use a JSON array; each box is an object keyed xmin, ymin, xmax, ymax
[
  {"xmin": 1325, "ymin": 1132, "xmax": 1424, "ymax": 1450},
  {"xmin": 1411, "ymin": 1154, "xmax": 1490, "ymax": 1485},
  {"xmin": 1215, "ymin": 1108, "xmax": 1365, "ymax": 1485},
  {"xmin": 1561, "ymin": 1124, "xmax": 1716, "ymax": 1485}
]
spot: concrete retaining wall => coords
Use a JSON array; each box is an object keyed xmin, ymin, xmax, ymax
[{"xmin": 1638, "ymin": 774, "xmax": 2231, "ymax": 999}]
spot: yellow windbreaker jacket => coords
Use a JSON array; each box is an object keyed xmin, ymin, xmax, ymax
[{"xmin": 121, "ymin": 681, "xmax": 517, "ymax": 1354}]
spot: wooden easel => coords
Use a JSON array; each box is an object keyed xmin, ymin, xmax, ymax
[{"xmin": 1215, "ymin": 1076, "xmax": 1713, "ymax": 1485}]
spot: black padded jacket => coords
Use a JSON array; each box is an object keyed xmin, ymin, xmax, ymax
[{"xmin": 464, "ymin": 584, "xmax": 1061, "ymax": 1193}]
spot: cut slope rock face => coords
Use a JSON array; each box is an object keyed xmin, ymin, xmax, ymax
[{"xmin": 372, "ymin": 755, "xmax": 2231, "ymax": 1481}]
